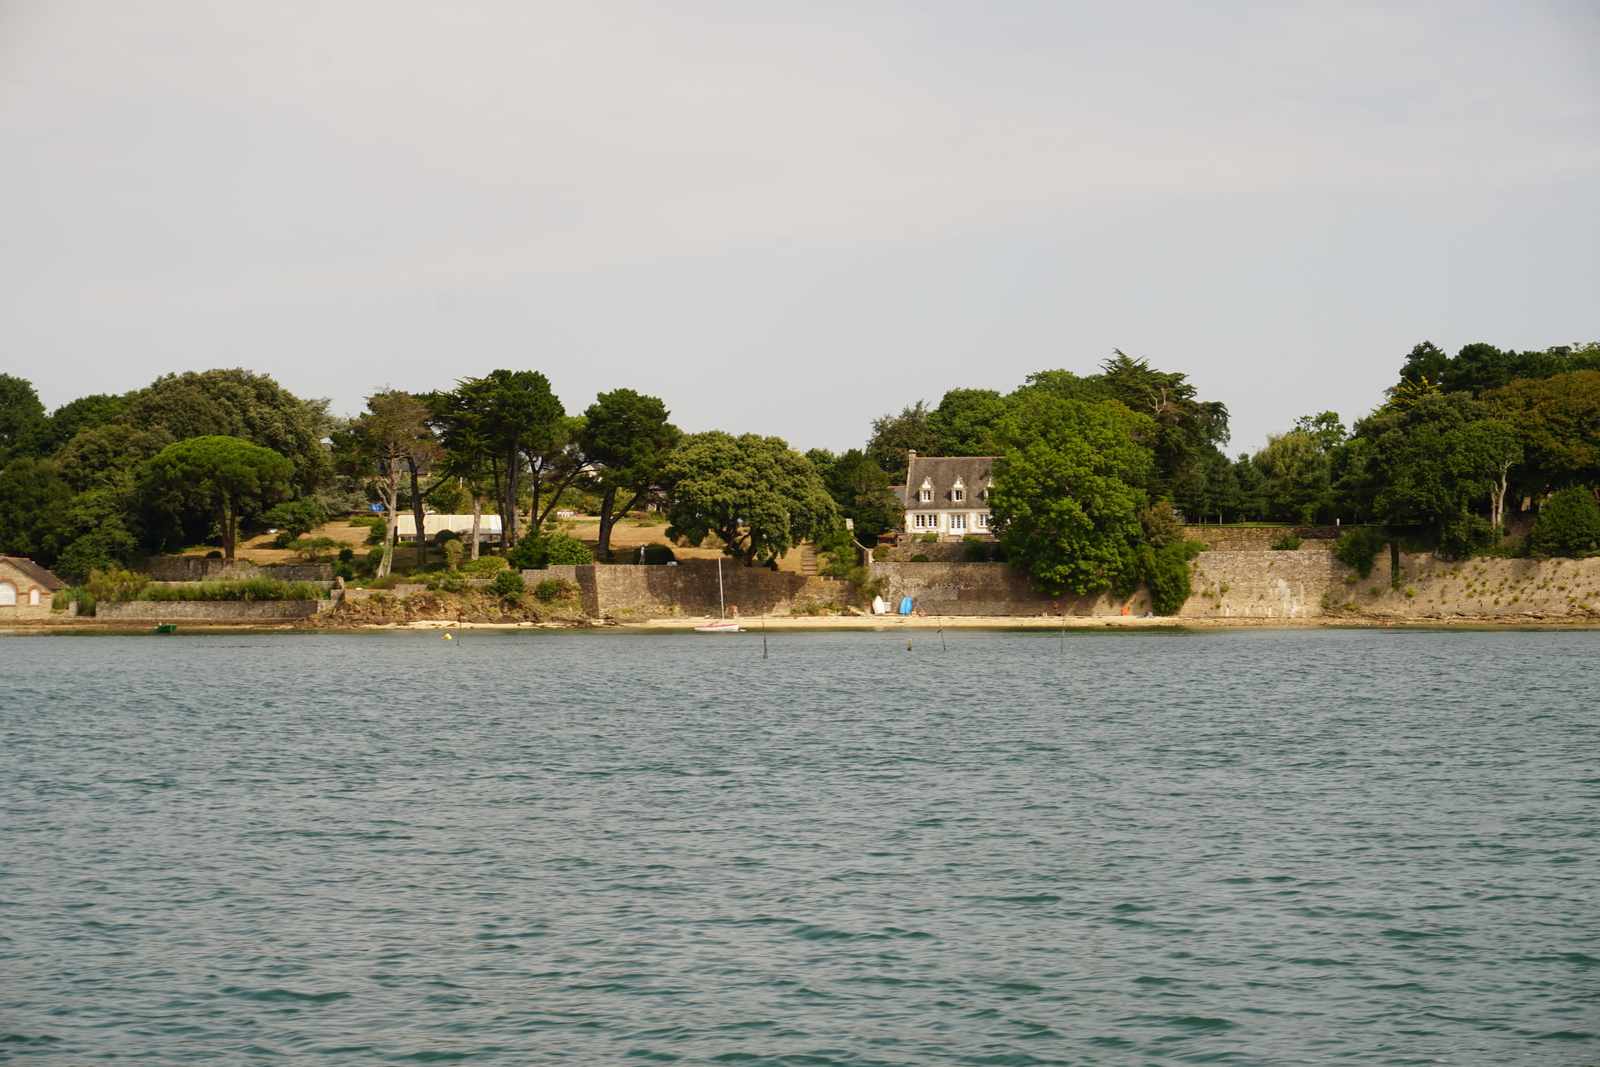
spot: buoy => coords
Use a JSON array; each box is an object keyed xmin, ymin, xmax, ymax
[{"xmin": 443, "ymin": 633, "xmax": 453, "ymax": 640}]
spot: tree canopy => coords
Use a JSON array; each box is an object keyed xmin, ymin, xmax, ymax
[
  {"xmin": 147, "ymin": 436, "xmax": 295, "ymax": 559},
  {"xmin": 663, "ymin": 432, "xmax": 839, "ymax": 567}
]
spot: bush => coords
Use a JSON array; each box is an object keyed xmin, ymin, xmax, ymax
[
  {"xmin": 462, "ymin": 555, "xmax": 509, "ymax": 577},
  {"xmin": 1535, "ymin": 487, "xmax": 1600, "ymax": 556},
  {"xmin": 337, "ymin": 547, "xmax": 355, "ymax": 563},
  {"xmin": 141, "ymin": 579, "xmax": 324, "ymax": 602},
  {"xmin": 490, "ymin": 569, "xmax": 526, "ymax": 603},
  {"xmin": 635, "ymin": 544, "xmax": 676, "ymax": 565},
  {"xmin": 872, "ymin": 545, "xmax": 889, "ymax": 561},
  {"xmin": 287, "ymin": 536, "xmax": 342, "ymax": 561},
  {"xmin": 990, "ymin": 544, "xmax": 1008, "ymax": 563},
  {"xmin": 1439, "ymin": 516, "xmax": 1500, "ymax": 560},
  {"xmin": 1269, "ymin": 531, "xmax": 1302, "ymax": 551},
  {"xmin": 55, "ymin": 586, "xmax": 92, "ymax": 614},
  {"xmin": 428, "ymin": 573, "xmax": 469, "ymax": 594},
  {"xmin": 1333, "ymin": 526, "xmax": 1387, "ymax": 578},
  {"xmin": 920, "ymin": 531, "xmax": 938, "ymax": 543},
  {"xmin": 910, "ymin": 553, "xmax": 929, "ymax": 563},
  {"xmin": 86, "ymin": 567, "xmax": 150, "ymax": 602},
  {"xmin": 509, "ymin": 534, "xmax": 594, "ymax": 569},
  {"xmin": 961, "ymin": 539, "xmax": 989, "ymax": 562},
  {"xmin": 534, "ymin": 578, "xmax": 578, "ymax": 602},
  {"xmin": 443, "ymin": 539, "xmax": 466, "ymax": 570},
  {"xmin": 1144, "ymin": 540, "xmax": 1203, "ymax": 616},
  {"xmin": 264, "ymin": 500, "xmax": 328, "ymax": 539}
]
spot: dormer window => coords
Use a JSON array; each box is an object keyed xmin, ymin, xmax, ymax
[
  {"xmin": 919, "ymin": 489, "xmax": 932, "ymax": 502},
  {"xmin": 953, "ymin": 489, "xmax": 964, "ymax": 502}
]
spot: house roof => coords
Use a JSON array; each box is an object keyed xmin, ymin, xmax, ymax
[
  {"xmin": 904, "ymin": 455, "xmax": 998, "ymax": 507},
  {"xmin": 1, "ymin": 557, "xmax": 67, "ymax": 590}
]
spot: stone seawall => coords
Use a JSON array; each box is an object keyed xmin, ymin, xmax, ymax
[
  {"xmin": 529, "ymin": 562, "xmax": 855, "ymax": 618},
  {"xmin": 869, "ymin": 561, "xmax": 1152, "ymax": 616},
  {"xmin": 145, "ymin": 557, "xmax": 333, "ymax": 582},
  {"xmin": 1182, "ymin": 526, "xmax": 1343, "ymax": 550},
  {"xmin": 95, "ymin": 600, "xmax": 330, "ymax": 621}
]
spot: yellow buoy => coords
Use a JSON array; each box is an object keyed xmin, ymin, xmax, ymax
[{"xmin": 443, "ymin": 633, "xmax": 453, "ymax": 640}]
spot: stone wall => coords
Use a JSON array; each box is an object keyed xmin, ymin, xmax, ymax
[
  {"xmin": 95, "ymin": 600, "xmax": 329, "ymax": 621},
  {"xmin": 1181, "ymin": 550, "xmax": 1347, "ymax": 618},
  {"xmin": 145, "ymin": 557, "xmax": 333, "ymax": 582},
  {"xmin": 869, "ymin": 561, "xmax": 1151, "ymax": 616},
  {"xmin": 527, "ymin": 561, "xmax": 857, "ymax": 618},
  {"xmin": 1181, "ymin": 525, "xmax": 1344, "ymax": 550}
]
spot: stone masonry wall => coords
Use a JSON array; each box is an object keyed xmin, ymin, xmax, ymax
[
  {"xmin": 1182, "ymin": 525, "xmax": 1343, "ymax": 551},
  {"xmin": 1181, "ymin": 549, "xmax": 1345, "ymax": 619},
  {"xmin": 529, "ymin": 561, "xmax": 857, "ymax": 618},
  {"xmin": 95, "ymin": 600, "xmax": 329, "ymax": 621},
  {"xmin": 870, "ymin": 562, "xmax": 1152, "ymax": 617},
  {"xmin": 145, "ymin": 557, "xmax": 333, "ymax": 582}
]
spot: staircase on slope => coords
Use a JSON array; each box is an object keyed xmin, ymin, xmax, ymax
[{"xmin": 800, "ymin": 542, "xmax": 818, "ymax": 576}]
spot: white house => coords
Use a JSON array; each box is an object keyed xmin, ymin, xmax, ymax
[{"xmin": 894, "ymin": 451, "xmax": 998, "ymax": 540}]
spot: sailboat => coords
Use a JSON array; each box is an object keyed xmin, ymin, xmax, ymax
[{"xmin": 694, "ymin": 557, "xmax": 742, "ymax": 632}]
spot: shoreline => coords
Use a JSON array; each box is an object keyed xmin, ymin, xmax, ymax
[{"xmin": 6, "ymin": 612, "xmax": 1599, "ymax": 635}]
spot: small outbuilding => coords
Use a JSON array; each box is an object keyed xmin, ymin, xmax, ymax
[{"xmin": 0, "ymin": 557, "xmax": 67, "ymax": 617}]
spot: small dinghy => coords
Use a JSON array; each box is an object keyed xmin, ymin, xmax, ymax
[
  {"xmin": 153, "ymin": 624, "xmax": 178, "ymax": 634},
  {"xmin": 694, "ymin": 620, "xmax": 741, "ymax": 633}
]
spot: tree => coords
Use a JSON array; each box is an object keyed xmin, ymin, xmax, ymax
[
  {"xmin": 1365, "ymin": 392, "xmax": 1513, "ymax": 532},
  {"xmin": 1096, "ymin": 351, "xmax": 1229, "ymax": 500},
  {"xmin": 0, "ymin": 374, "xmax": 46, "ymax": 463},
  {"xmin": 147, "ymin": 436, "xmax": 294, "ymax": 559},
  {"xmin": 120, "ymin": 369, "xmax": 331, "ymax": 495},
  {"xmin": 1292, "ymin": 412, "xmax": 1349, "ymax": 453},
  {"xmin": 662, "ymin": 432, "xmax": 840, "ymax": 567},
  {"xmin": 0, "ymin": 457, "xmax": 73, "ymax": 564},
  {"xmin": 1534, "ymin": 486, "xmax": 1600, "ymax": 556},
  {"xmin": 29, "ymin": 393, "xmax": 132, "ymax": 457},
  {"xmin": 1481, "ymin": 370, "xmax": 1600, "ymax": 499},
  {"xmin": 264, "ymin": 500, "xmax": 329, "ymax": 539},
  {"xmin": 336, "ymin": 391, "xmax": 435, "ymax": 577},
  {"xmin": 987, "ymin": 394, "xmax": 1153, "ymax": 596},
  {"xmin": 452, "ymin": 371, "xmax": 565, "ymax": 549},
  {"xmin": 928, "ymin": 389, "xmax": 1010, "ymax": 456},
  {"xmin": 579, "ymin": 389, "xmax": 680, "ymax": 561},
  {"xmin": 865, "ymin": 401, "xmax": 939, "ymax": 482},
  {"xmin": 816, "ymin": 448, "xmax": 901, "ymax": 539},
  {"xmin": 1252, "ymin": 432, "xmax": 1330, "ymax": 524}
]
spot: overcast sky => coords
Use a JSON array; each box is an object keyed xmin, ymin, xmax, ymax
[{"xmin": 2, "ymin": 0, "xmax": 1596, "ymax": 454}]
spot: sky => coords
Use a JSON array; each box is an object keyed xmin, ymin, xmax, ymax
[{"xmin": 1, "ymin": 0, "xmax": 1596, "ymax": 455}]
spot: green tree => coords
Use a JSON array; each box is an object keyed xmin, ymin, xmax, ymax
[
  {"xmin": 987, "ymin": 394, "xmax": 1153, "ymax": 595},
  {"xmin": 578, "ymin": 388, "xmax": 680, "ymax": 561},
  {"xmin": 1481, "ymin": 370, "xmax": 1600, "ymax": 499},
  {"xmin": 263, "ymin": 500, "xmax": 329, "ymax": 539},
  {"xmin": 0, "ymin": 457, "xmax": 73, "ymax": 564},
  {"xmin": 1252, "ymin": 432, "xmax": 1330, "ymax": 523},
  {"xmin": 452, "ymin": 370, "xmax": 566, "ymax": 549},
  {"xmin": 120, "ymin": 369, "xmax": 331, "ymax": 495},
  {"xmin": 1292, "ymin": 412, "xmax": 1348, "ymax": 453},
  {"xmin": 0, "ymin": 374, "xmax": 46, "ymax": 463},
  {"xmin": 147, "ymin": 436, "xmax": 294, "ymax": 559},
  {"xmin": 928, "ymin": 388, "xmax": 1010, "ymax": 456},
  {"xmin": 29, "ymin": 393, "xmax": 133, "ymax": 456},
  {"xmin": 816, "ymin": 448, "xmax": 901, "ymax": 539},
  {"xmin": 1365, "ymin": 393, "xmax": 1515, "ymax": 534},
  {"xmin": 334, "ymin": 391, "xmax": 435, "ymax": 577},
  {"xmin": 865, "ymin": 401, "xmax": 939, "ymax": 482},
  {"xmin": 662, "ymin": 432, "xmax": 840, "ymax": 567},
  {"xmin": 1096, "ymin": 351, "xmax": 1229, "ymax": 501},
  {"xmin": 1534, "ymin": 486, "xmax": 1600, "ymax": 556}
]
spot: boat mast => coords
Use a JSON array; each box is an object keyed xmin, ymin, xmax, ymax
[{"xmin": 718, "ymin": 556, "xmax": 725, "ymax": 619}]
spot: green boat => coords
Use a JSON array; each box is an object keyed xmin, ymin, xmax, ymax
[{"xmin": 153, "ymin": 624, "xmax": 178, "ymax": 634}]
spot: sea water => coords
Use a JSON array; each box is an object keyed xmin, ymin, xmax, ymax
[{"xmin": 1, "ymin": 627, "xmax": 1595, "ymax": 1065}]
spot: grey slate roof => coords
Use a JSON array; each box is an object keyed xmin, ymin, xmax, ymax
[
  {"xmin": 904, "ymin": 455, "xmax": 998, "ymax": 508},
  {"xmin": 1, "ymin": 557, "xmax": 67, "ymax": 590}
]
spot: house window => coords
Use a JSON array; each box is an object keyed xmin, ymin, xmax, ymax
[
  {"xmin": 950, "ymin": 514, "xmax": 967, "ymax": 531},
  {"xmin": 914, "ymin": 513, "xmax": 939, "ymax": 529},
  {"xmin": 919, "ymin": 489, "xmax": 932, "ymax": 502},
  {"xmin": 976, "ymin": 514, "xmax": 989, "ymax": 529},
  {"xmin": 953, "ymin": 489, "xmax": 964, "ymax": 502},
  {"xmin": 0, "ymin": 582, "xmax": 14, "ymax": 606},
  {"xmin": 28, "ymin": 587, "xmax": 40, "ymax": 606}
]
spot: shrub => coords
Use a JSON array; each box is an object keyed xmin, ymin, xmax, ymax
[
  {"xmin": 534, "ymin": 577, "xmax": 578, "ymax": 602},
  {"xmin": 961, "ymin": 539, "xmax": 989, "ymax": 562},
  {"xmin": 141, "ymin": 579, "xmax": 323, "ymax": 601},
  {"xmin": 635, "ymin": 544, "xmax": 675, "ymax": 566},
  {"xmin": 490, "ymin": 569, "xmax": 525, "ymax": 603},
  {"xmin": 264, "ymin": 500, "xmax": 328, "ymax": 539},
  {"xmin": 507, "ymin": 534, "xmax": 594, "ymax": 569},
  {"xmin": 287, "ymin": 536, "xmax": 342, "ymax": 561},
  {"xmin": 337, "ymin": 547, "xmax": 355, "ymax": 563},
  {"xmin": 990, "ymin": 544, "xmax": 1008, "ymax": 563},
  {"xmin": 920, "ymin": 531, "xmax": 938, "ymax": 543},
  {"xmin": 432, "ymin": 529, "xmax": 462, "ymax": 546},
  {"xmin": 1439, "ymin": 515, "xmax": 1500, "ymax": 560},
  {"xmin": 1269, "ymin": 532, "xmax": 1302, "ymax": 551},
  {"xmin": 872, "ymin": 545, "xmax": 889, "ymax": 561},
  {"xmin": 1144, "ymin": 540, "xmax": 1202, "ymax": 616},
  {"xmin": 1535, "ymin": 487, "xmax": 1600, "ymax": 556},
  {"xmin": 462, "ymin": 555, "xmax": 509, "ymax": 577},
  {"xmin": 443, "ymin": 539, "xmax": 465, "ymax": 570},
  {"xmin": 910, "ymin": 553, "xmax": 929, "ymax": 563},
  {"xmin": 86, "ymin": 567, "xmax": 150, "ymax": 602},
  {"xmin": 1333, "ymin": 526, "xmax": 1386, "ymax": 578},
  {"xmin": 55, "ymin": 586, "xmax": 92, "ymax": 614},
  {"xmin": 428, "ymin": 574, "xmax": 468, "ymax": 594}
]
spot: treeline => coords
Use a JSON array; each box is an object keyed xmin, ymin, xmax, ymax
[
  {"xmin": 0, "ymin": 369, "xmax": 878, "ymax": 584},
  {"xmin": 1, "ymin": 336, "xmax": 1596, "ymax": 611}
]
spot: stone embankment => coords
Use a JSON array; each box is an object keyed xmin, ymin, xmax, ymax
[{"xmin": 295, "ymin": 589, "xmax": 594, "ymax": 628}]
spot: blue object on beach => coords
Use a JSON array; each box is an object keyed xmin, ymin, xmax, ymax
[{"xmin": 899, "ymin": 597, "xmax": 914, "ymax": 615}]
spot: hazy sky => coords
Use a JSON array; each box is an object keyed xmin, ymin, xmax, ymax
[{"xmin": 2, "ymin": 0, "xmax": 1596, "ymax": 455}]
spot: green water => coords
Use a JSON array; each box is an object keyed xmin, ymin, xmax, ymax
[{"xmin": 1, "ymin": 628, "xmax": 1595, "ymax": 1064}]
